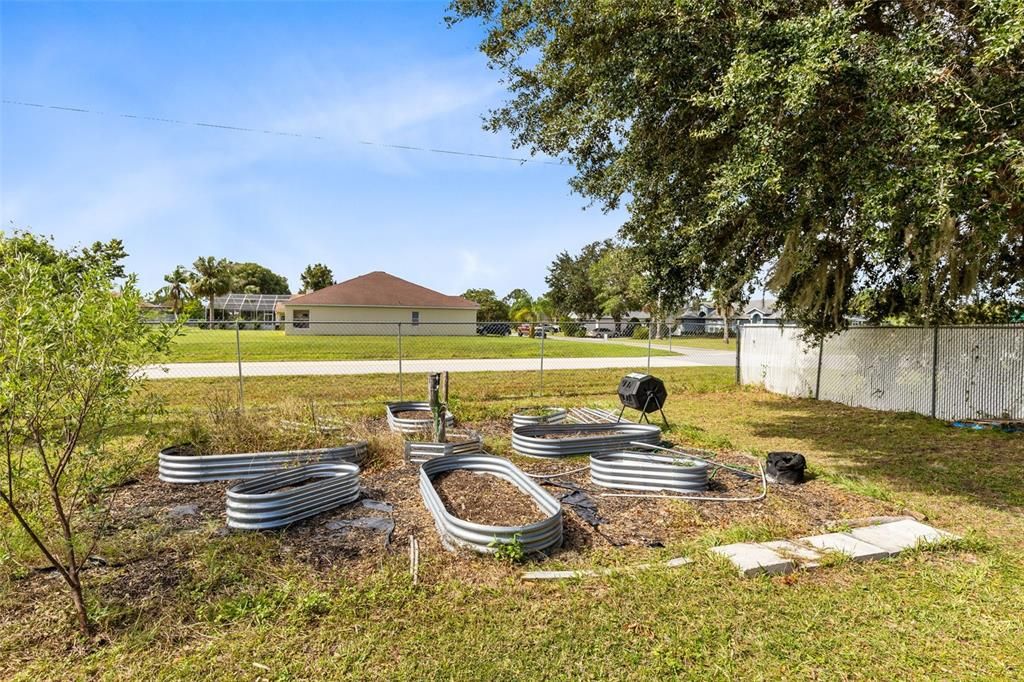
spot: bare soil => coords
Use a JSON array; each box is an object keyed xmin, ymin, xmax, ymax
[{"xmin": 432, "ymin": 469, "xmax": 548, "ymax": 526}]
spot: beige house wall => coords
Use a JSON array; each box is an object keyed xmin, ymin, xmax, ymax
[{"xmin": 281, "ymin": 305, "xmax": 477, "ymax": 335}]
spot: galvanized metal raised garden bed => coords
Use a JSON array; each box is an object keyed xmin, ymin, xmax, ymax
[
  {"xmin": 590, "ymin": 450, "xmax": 710, "ymax": 493},
  {"xmin": 158, "ymin": 442, "xmax": 368, "ymax": 484},
  {"xmin": 510, "ymin": 422, "xmax": 661, "ymax": 458},
  {"xmin": 404, "ymin": 429, "xmax": 484, "ymax": 463},
  {"xmin": 226, "ymin": 462, "xmax": 361, "ymax": 530},
  {"xmin": 512, "ymin": 407, "xmax": 568, "ymax": 428},
  {"xmin": 419, "ymin": 454, "xmax": 563, "ymax": 554},
  {"xmin": 386, "ymin": 401, "xmax": 455, "ymax": 434}
]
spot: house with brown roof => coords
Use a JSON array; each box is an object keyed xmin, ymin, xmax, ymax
[{"xmin": 279, "ymin": 271, "xmax": 479, "ymax": 335}]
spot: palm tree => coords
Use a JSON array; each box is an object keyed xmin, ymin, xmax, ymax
[
  {"xmin": 509, "ymin": 293, "xmax": 556, "ymax": 337},
  {"xmin": 712, "ymin": 287, "xmax": 736, "ymax": 343},
  {"xmin": 189, "ymin": 257, "xmax": 232, "ymax": 324},
  {"xmin": 163, "ymin": 265, "xmax": 190, "ymax": 319}
]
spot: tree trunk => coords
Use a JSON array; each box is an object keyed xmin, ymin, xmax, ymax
[
  {"xmin": 207, "ymin": 297, "xmax": 214, "ymax": 324},
  {"xmin": 67, "ymin": 569, "xmax": 90, "ymax": 633},
  {"xmin": 723, "ymin": 310, "xmax": 730, "ymax": 343}
]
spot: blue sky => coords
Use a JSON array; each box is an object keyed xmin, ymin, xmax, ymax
[{"xmin": 0, "ymin": 0, "xmax": 626, "ymax": 297}]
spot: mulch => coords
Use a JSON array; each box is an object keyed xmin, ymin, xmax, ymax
[
  {"xmin": 432, "ymin": 469, "xmax": 548, "ymax": 526},
  {"xmin": 394, "ymin": 410, "xmax": 434, "ymax": 420},
  {"xmin": 535, "ymin": 430, "xmax": 621, "ymax": 439}
]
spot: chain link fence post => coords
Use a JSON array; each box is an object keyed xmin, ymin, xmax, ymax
[
  {"xmin": 930, "ymin": 325, "xmax": 939, "ymax": 418},
  {"xmin": 538, "ymin": 326, "xmax": 545, "ymax": 396},
  {"xmin": 397, "ymin": 322, "xmax": 404, "ymax": 400},
  {"xmin": 647, "ymin": 320, "xmax": 653, "ymax": 372},
  {"xmin": 234, "ymin": 319, "xmax": 244, "ymax": 411},
  {"xmin": 814, "ymin": 333, "xmax": 824, "ymax": 399},
  {"xmin": 735, "ymin": 323, "xmax": 742, "ymax": 384}
]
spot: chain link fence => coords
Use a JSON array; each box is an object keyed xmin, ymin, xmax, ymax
[
  {"xmin": 738, "ymin": 324, "xmax": 1024, "ymax": 421},
  {"xmin": 144, "ymin": 319, "xmax": 738, "ymax": 407}
]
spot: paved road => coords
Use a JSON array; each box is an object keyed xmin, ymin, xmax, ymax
[{"xmin": 143, "ymin": 350, "xmax": 734, "ymax": 379}]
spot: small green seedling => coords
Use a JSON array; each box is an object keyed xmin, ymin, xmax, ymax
[{"xmin": 490, "ymin": 534, "xmax": 526, "ymax": 564}]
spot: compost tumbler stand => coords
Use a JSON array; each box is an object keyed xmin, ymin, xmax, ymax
[{"xmin": 616, "ymin": 394, "xmax": 669, "ymax": 427}]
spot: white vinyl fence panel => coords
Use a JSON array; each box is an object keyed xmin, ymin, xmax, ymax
[
  {"xmin": 818, "ymin": 327, "xmax": 934, "ymax": 415},
  {"xmin": 739, "ymin": 324, "xmax": 1024, "ymax": 421},
  {"xmin": 738, "ymin": 326, "xmax": 817, "ymax": 398},
  {"xmin": 936, "ymin": 327, "xmax": 1024, "ymax": 420}
]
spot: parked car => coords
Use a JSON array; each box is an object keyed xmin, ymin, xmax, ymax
[
  {"xmin": 588, "ymin": 327, "xmax": 614, "ymax": 338},
  {"xmin": 516, "ymin": 323, "xmax": 532, "ymax": 337},
  {"xmin": 477, "ymin": 322, "xmax": 511, "ymax": 336}
]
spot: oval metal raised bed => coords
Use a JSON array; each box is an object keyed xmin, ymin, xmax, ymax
[
  {"xmin": 158, "ymin": 442, "xmax": 367, "ymax": 484},
  {"xmin": 386, "ymin": 401, "xmax": 455, "ymax": 434},
  {"xmin": 512, "ymin": 407, "xmax": 568, "ymax": 428},
  {"xmin": 226, "ymin": 462, "xmax": 361, "ymax": 530},
  {"xmin": 590, "ymin": 450, "xmax": 710, "ymax": 493},
  {"xmin": 511, "ymin": 422, "xmax": 661, "ymax": 458},
  {"xmin": 419, "ymin": 454, "xmax": 562, "ymax": 554},
  {"xmin": 404, "ymin": 430, "xmax": 484, "ymax": 463}
]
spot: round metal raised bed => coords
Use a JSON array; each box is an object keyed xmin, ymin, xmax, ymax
[
  {"xmin": 590, "ymin": 450, "xmax": 710, "ymax": 493},
  {"xmin": 512, "ymin": 407, "xmax": 568, "ymax": 428},
  {"xmin": 419, "ymin": 454, "xmax": 562, "ymax": 554},
  {"xmin": 226, "ymin": 462, "xmax": 361, "ymax": 530},
  {"xmin": 511, "ymin": 422, "xmax": 661, "ymax": 458},
  {"xmin": 404, "ymin": 430, "xmax": 484, "ymax": 463},
  {"xmin": 386, "ymin": 401, "xmax": 455, "ymax": 434},
  {"xmin": 158, "ymin": 442, "xmax": 368, "ymax": 484}
]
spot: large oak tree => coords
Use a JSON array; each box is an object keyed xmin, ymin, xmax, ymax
[{"xmin": 448, "ymin": 0, "xmax": 1024, "ymax": 333}]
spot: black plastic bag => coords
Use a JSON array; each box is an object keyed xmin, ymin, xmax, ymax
[{"xmin": 766, "ymin": 451, "xmax": 806, "ymax": 485}]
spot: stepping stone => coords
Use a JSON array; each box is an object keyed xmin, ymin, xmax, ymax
[
  {"xmin": 710, "ymin": 543, "xmax": 794, "ymax": 577},
  {"xmin": 799, "ymin": 533, "xmax": 889, "ymax": 562},
  {"xmin": 761, "ymin": 540, "xmax": 823, "ymax": 569},
  {"xmin": 848, "ymin": 519, "xmax": 957, "ymax": 555}
]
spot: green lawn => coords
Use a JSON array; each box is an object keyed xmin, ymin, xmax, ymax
[
  {"xmin": 164, "ymin": 328, "xmax": 674, "ymax": 362},
  {"xmin": 3, "ymin": 367, "xmax": 1022, "ymax": 679},
  {"xmin": 668, "ymin": 335, "xmax": 736, "ymax": 350}
]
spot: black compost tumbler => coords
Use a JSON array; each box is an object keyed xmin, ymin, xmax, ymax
[{"xmin": 616, "ymin": 373, "xmax": 669, "ymax": 425}]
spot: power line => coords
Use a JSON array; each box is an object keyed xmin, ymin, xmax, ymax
[{"xmin": 2, "ymin": 98, "xmax": 564, "ymax": 166}]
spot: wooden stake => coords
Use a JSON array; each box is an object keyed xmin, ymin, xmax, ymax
[{"xmin": 428, "ymin": 373, "xmax": 444, "ymax": 443}]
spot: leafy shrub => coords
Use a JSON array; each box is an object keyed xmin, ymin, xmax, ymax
[{"xmin": 632, "ymin": 325, "xmax": 650, "ymax": 339}]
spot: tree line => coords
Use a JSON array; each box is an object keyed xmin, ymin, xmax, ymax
[
  {"xmin": 463, "ymin": 241, "xmax": 742, "ymax": 340},
  {"xmin": 155, "ymin": 260, "xmax": 337, "ymax": 321},
  {"xmin": 448, "ymin": 1, "xmax": 1024, "ymax": 334}
]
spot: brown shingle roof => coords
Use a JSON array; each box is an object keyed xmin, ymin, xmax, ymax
[{"xmin": 284, "ymin": 271, "xmax": 479, "ymax": 309}]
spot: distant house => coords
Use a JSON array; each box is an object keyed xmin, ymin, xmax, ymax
[
  {"xmin": 679, "ymin": 298, "xmax": 784, "ymax": 333},
  {"xmin": 278, "ymin": 271, "xmax": 479, "ymax": 335},
  {"xmin": 575, "ymin": 299, "xmax": 786, "ymax": 335}
]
